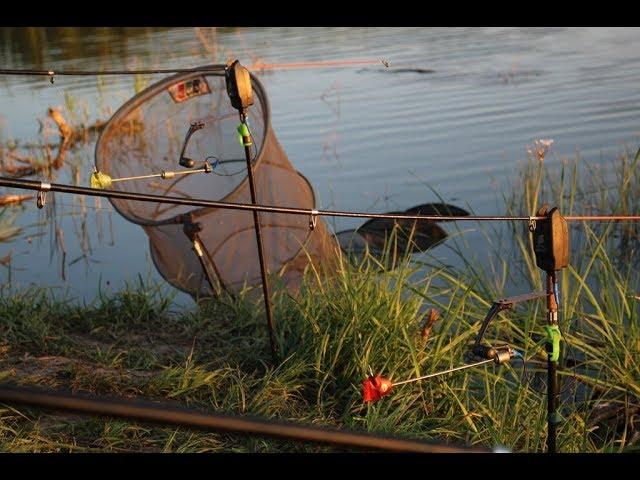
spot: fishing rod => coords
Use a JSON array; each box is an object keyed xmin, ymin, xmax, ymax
[
  {"xmin": 0, "ymin": 66, "xmax": 225, "ymax": 83},
  {"xmin": 0, "ymin": 59, "xmax": 379, "ymax": 82},
  {"xmin": 2, "ymin": 175, "xmax": 640, "ymax": 225},
  {"xmin": 0, "ymin": 383, "xmax": 491, "ymax": 453}
]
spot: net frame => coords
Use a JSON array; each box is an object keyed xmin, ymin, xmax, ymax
[
  {"xmin": 95, "ymin": 64, "xmax": 339, "ymax": 298},
  {"xmin": 95, "ymin": 66, "xmax": 270, "ymax": 227}
]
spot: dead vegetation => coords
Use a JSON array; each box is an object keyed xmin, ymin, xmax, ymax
[{"xmin": 1, "ymin": 107, "xmax": 105, "ymax": 179}]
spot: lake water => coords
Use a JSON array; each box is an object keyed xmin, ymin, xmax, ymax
[{"xmin": 1, "ymin": 27, "xmax": 639, "ymax": 306}]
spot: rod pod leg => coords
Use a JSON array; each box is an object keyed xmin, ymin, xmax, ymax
[
  {"xmin": 532, "ymin": 205, "xmax": 568, "ymax": 453},
  {"xmin": 545, "ymin": 272, "xmax": 562, "ymax": 453},
  {"xmin": 239, "ymin": 113, "xmax": 278, "ymax": 363}
]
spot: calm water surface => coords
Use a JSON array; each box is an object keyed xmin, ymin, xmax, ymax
[{"xmin": 0, "ymin": 27, "xmax": 639, "ymax": 305}]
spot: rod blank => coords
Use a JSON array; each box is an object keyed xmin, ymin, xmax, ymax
[
  {"xmin": 0, "ymin": 60, "xmax": 378, "ymax": 78},
  {"xmin": 1, "ymin": 176, "xmax": 639, "ymax": 224},
  {"xmin": 0, "ymin": 67, "xmax": 226, "ymax": 76}
]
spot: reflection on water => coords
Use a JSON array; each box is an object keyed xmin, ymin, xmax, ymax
[{"xmin": 0, "ymin": 27, "xmax": 639, "ymax": 305}]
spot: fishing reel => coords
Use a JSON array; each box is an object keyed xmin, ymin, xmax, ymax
[{"xmin": 225, "ymin": 60, "xmax": 254, "ymax": 113}]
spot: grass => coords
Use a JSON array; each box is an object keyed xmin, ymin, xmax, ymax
[{"xmin": 0, "ymin": 147, "xmax": 639, "ymax": 452}]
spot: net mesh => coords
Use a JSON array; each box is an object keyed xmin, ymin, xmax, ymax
[{"xmin": 95, "ymin": 66, "xmax": 339, "ymax": 298}]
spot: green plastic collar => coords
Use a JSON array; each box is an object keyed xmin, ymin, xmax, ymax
[
  {"xmin": 237, "ymin": 123, "xmax": 252, "ymax": 147},
  {"xmin": 544, "ymin": 325, "xmax": 562, "ymax": 362}
]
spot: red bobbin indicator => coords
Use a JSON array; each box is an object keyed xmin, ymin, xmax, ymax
[{"xmin": 362, "ymin": 375, "xmax": 393, "ymax": 403}]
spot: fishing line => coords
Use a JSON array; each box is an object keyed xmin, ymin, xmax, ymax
[
  {"xmin": 206, "ymin": 155, "xmax": 244, "ymax": 177},
  {"xmin": 50, "ymin": 76, "xmax": 74, "ymax": 120}
]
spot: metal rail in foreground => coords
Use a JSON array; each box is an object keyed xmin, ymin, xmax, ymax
[
  {"xmin": 2, "ymin": 176, "xmax": 640, "ymax": 224},
  {"xmin": 0, "ymin": 384, "xmax": 490, "ymax": 453}
]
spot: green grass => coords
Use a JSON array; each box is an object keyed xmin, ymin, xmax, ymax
[{"xmin": 1, "ymin": 148, "xmax": 639, "ymax": 452}]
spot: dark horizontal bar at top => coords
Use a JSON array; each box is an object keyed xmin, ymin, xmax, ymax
[
  {"xmin": 1, "ymin": 176, "xmax": 639, "ymax": 223},
  {"xmin": 0, "ymin": 383, "xmax": 487, "ymax": 453}
]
